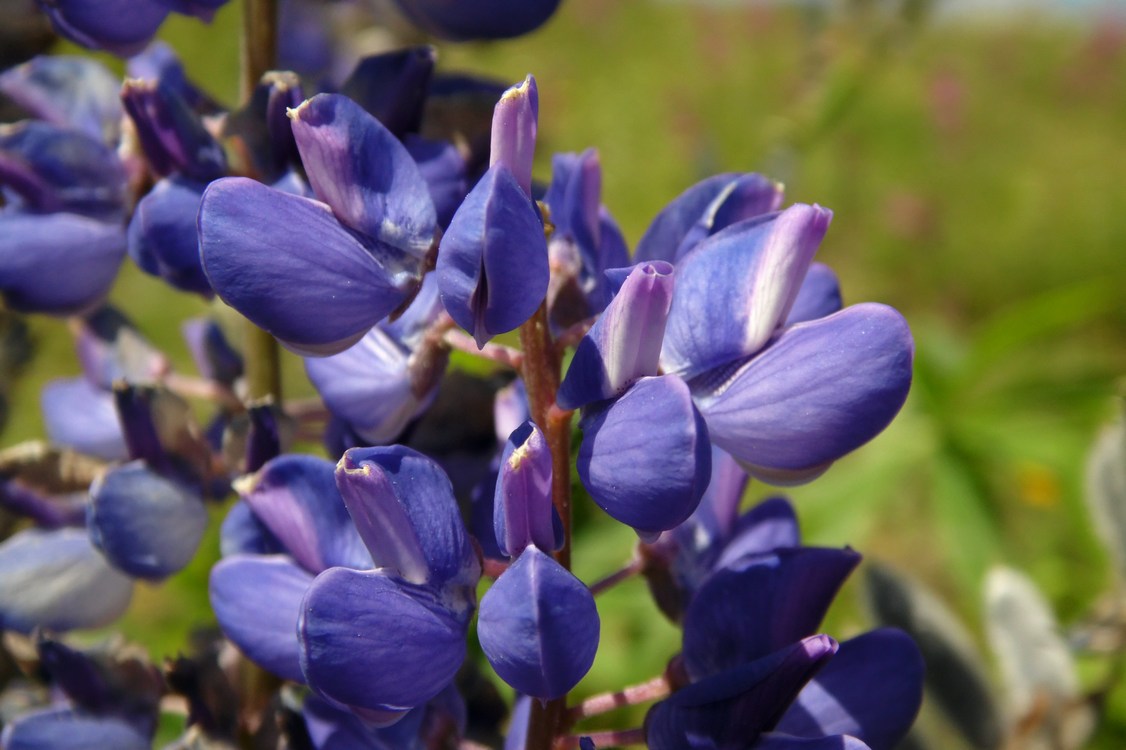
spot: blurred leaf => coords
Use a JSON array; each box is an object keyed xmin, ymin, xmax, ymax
[
  {"xmin": 1085, "ymin": 414, "xmax": 1126, "ymax": 579},
  {"xmin": 984, "ymin": 567, "xmax": 1080, "ymax": 723},
  {"xmin": 932, "ymin": 446, "xmax": 1002, "ymax": 589},
  {"xmin": 866, "ymin": 562, "xmax": 1005, "ymax": 750},
  {"xmin": 962, "ymin": 280, "xmax": 1119, "ymax": 389}
]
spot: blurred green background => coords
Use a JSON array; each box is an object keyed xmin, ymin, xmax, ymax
[{"xmin": 4, "ymin": 0, "xmax": 1126, "ymax": 746}]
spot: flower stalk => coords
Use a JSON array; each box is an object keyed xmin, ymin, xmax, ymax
[{"xmin": 240, "ymin": 0, "xmax": 282, "ymax": 403}]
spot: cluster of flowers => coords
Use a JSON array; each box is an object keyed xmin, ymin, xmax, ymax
[{"xmin": 0, "ymin": 1, "xmax": 923, "ymax": 749}]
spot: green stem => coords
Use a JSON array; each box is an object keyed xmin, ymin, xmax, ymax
[{"xmin": 240, "ymin": 0, "xmax": 281, "ymax": 402}]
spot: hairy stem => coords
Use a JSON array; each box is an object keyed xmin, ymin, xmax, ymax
[{"xmin": 588, "ymin": 557, "xmax": 645, "ymax": 597}]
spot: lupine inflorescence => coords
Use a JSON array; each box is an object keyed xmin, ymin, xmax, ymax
[{"xmin": 0, "ymin": 2, "xmax": 925, "ymax": 749}]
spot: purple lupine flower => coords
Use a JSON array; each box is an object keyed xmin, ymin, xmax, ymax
[
  {"xmin": 86, "ymin": 384, "xmax": 209, "ymax": 580},
  {"xmin": 391, "ymin": 0, "xmax": 562, "ymax": 41},
  {"xmin": 559, "ymin": 261, "xmax": 712, "ymax": 537},
  {"xmin": 437, "ymin": 75, "xmax": 549, "ymax": 348},
  {"xmin": 0, "ymin": 120, "xmax": 127, "ymax": 314},
  {"xmin": 633, "ymin": 172, "xmax": 784, "ymax": 265},
  {"xmin": 200, "ymin": 93, "xmax": 437, "ymax": 356},
  {"xmin": 0, "ymin": 527, "xmax": 133, "ymax": 633},
  {"xmin": 645, "ymin": 546, "xmax": 923, "ymax": 750},
  {"xmin": 477, "ymin": 421, "xmax": 599, "ymax": 700},
  {"xmin": 211, "ymin": 447, "xmax": 480, "ymax": 726},
  {"xmin": 35, "ymin": 0, "xmax": 230, "ymax": 57},
  {"xmin": 543, "ymin": 149, "xmax": 631, "ymax": 330},
  {"xmin": 0, "ymin": 637, "xmax": 161, "ymax": 750},
  {"xmin": 0, "ymin": 56, "xmax": 122, "ymax": 144},
  {"xmin": 562, "ymin": 201, "xmax": 913, "ymax": 532}
]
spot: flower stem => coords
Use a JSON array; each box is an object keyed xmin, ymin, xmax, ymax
[
  {"xmin": 240, "ymin": 0, "xmax": 281, "ymax": 403},
  {"xmin": 565, "ymin": 675, "xmax": 671, "ymax": 724},
  {"xmin": 588, "ymin": 557, "xmax": 645, "ymax": 596}
]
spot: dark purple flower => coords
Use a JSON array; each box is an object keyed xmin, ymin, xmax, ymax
[
  {"xmin": 646, "ymin": 543, "xmax": 923, "ymax": 750},
  {"xmin": 211, "ymin": 447, "xmax": 480, "ymax": 726},
  {"xmin": 437, "ymin": 76, "xmax": 548, "ymax": 347},
  {"xmin": 35, "ymin": 0, "xmax": 230, "ymax": 57},
  {"xmin": 543, "ymin": 149, "xmax": 631, "ymax": 330},
  {"xmin": 478, "ymin": 420, "xmax": 599, "ymax": 699},
  {"xmin": 200, "ymin": 93, "xmax": 437, "ymax": 356},
  {"xmin": 391, "ymin": 0, "xmax": 562, "ymax": 41},
  {"xmin": 0, "ymin": 121, "xmax": 127, "ymax": 314}
]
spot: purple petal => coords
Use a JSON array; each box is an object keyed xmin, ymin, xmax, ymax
[
  {"xmin": 662, "ymin": 204, "xmax": 832, "ymax": 379},
  {"xmin": 299, "ymin": 568, "xmax": 467, "ymax": 720},
  {"xmin": 391, "ymin": 0, "xmax": 562, "ymax": 41},
  {"xmin": 0, "ymin": 212, "xmax": 125, "ymax": 315},
  {"xmin": 577, "ymin": 375, "xmax": 711, "ymax": 535},
  {"xmin": 127, "ymin": 176, "xmax": 212, "ymax": 295},
  {"xmin": 304, "ymin": 325, "xmax": 432, "ymax": 445},
  {"xmin": 40, "ymin": 377, "xmax": 126, "ymax": 461},
  {"xmin": 182, "ymin": 317, "xmax": 243, "ymax": 385},
  {"xmin": 198, "ymin": 177, "xmax": 411, "ymax": 356},
  {"xmin": 126, "ymin": 41, "xmax": 215, "ymax": 114},
  {"xmin": 218, "ymin": 499, "xmax": 284, "ymax": 557},
  {"xmin": 755, "ymin": 734, "xmax": 872, "ymax": 750},
  {"xmin": 336, "ymin": 446, "xmax": 479, "ymax": 602},
  {"xmin": 210, "ymin": 554, "xmax": 313, "ymax": 682},
  {"xmin": 635, "ymin": 173, "xmax": 784, "ymax": 264},
  {"xmin": 238, "ymin": 454, "xmax": 371, "ymax": 573},
  {"xmin": 36, "ymin": 0, "xmax": 170, "ymax": 57},
  {"xmin": 490, "ymin": 76, "xmax": 538, "ymax": 195},
  {"xmin": 0, "ymin": 121, "xmax": 124, "ymax": 218},
  {"xmin": 87, "ymin": 461, "xmax": 207, "ymax": 580},
  {"xmin": 478, "ymin": 546, "xmax": 599, "ymax": 700},
  {"xmin": 120, "ymin": 78, "xmax": 226, "ymax": 182},
  {"xmin": 494, "ymin": 421, "xmax": 555, "ymax": 556},
  {"xmin": 0, "ymin": 481, "xmax": 85, "ymax": 529},
  {"xmin": 713, "ymin": 496, "xmax": 802, "ymax": 571},
  {"xmin": 0, "ymin": 56, "xmax": 122, "ymax": 142},
  {"xmin": 786, "ymin": 263, "xmax": 842, "ymax": 326},
  {"xmin": 693, "ymin": 304, "xmax": 914, "ymax": 481},
  {"xmin": 341, "ymin": 47, "xmax": 436, "ymax": 138},
  {"xmin": 405, "ymin": 134, "xmax": 469, "ymax": 228},
  {"xmin": 437, "ymin": 164, "xmax": 549, "ymax": 347},
  {"xmin": 646, "ymin": 635, "xmax": 837, "ymax": 750},
  {"xmin": 558, "ymin": 261, "xmax": 674, "ymax": 410},
  {"xmin": 74, "ymin": 306, "xmax": 167, "ymax": 387},
  {"xmin": 776, "ymin": 629, "xmax": 924, "ymax": 750},
  {"xmin": 682, "ymin": 548, "xmax": 860, "ymax": 680},
  {"xmin": 0, "ymin": 708, "xmax": 149, "ymax": 750},
  {"xmin": 0, "ymin": 527, "xmax": 132, "ymax": 633},
  {"xmin": 290, "ymin": 93, "xmax": 436, "ymax": 258}
]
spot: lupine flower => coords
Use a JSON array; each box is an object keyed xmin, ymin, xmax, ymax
[
  {"xmin": 478, "ymin": 421, "xmax": 599, "ymax": 700},
  {"xmin": 211, "ymin": 447, "xmax": 480, "ymax": 726},
  {"xmin": 646, "ymin": 545, "xmax": 923, "ymax": 750},
  {"xmin": 437, "ymin": 75, "xmax": 549, "ymax": 348},
  {"xmin": 35, "ymin": 0, "xmax": 231, "ymax": 57},
  {"xmin": 0, "ymin": 55, "xmax": 122, "ymax": 143},
  {"xmin": 0, "ymin": 526, "xmax": 133, "ymax": 633},
  {"xmin": 200, "ymin": 93, "xmax": 438, "ymax": 356},
  {"xmin": 0, "ymin": 120, "xmax": 127, "ymax": 315},
  {"xmin": 392, "ymin": 0, "xmax": 563, "ymax": 41},
  {"xmin": 86, "ymin": 384, "xmax": 210, "ymax": 580},
  {"xmin": 559, "ymin": 260, "xmax": 712, "ymax": 537},
  {"xmin": 561, "ymin": 200, "xmax": 913, "ymax": 541},
  {"xmin": 543, "ymin": 149, "xmax": 632, "ymax": 330}
]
